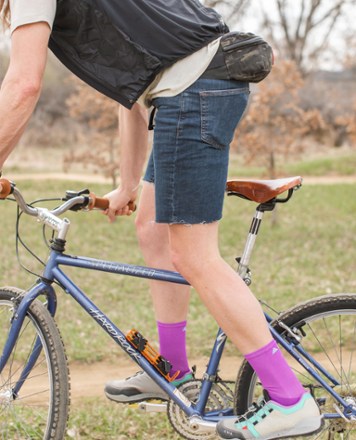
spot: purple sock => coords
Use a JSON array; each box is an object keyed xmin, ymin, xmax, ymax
[
  {"xmin": 157, "ymin": 320, "xmax": 190, "ymax": 379},
  {"xmin": 245, "ymin": 339, "xmax": 305, "ymax": 406}
]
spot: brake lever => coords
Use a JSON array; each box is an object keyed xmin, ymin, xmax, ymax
[{"xmin": 64, "ymin": 189, "xmax": 91, "ymax": 211}]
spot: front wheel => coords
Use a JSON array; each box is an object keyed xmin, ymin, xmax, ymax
[
  {"xmin": 235, "ymin": 293, "xmax": 356, "ymax": 439},
  {"xmin": 0, "ymin": 287, "xmax": 70, "ymax": 439}
]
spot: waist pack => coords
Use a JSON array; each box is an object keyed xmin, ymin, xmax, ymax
[{"xmin": 220, "ymin": 31, "xmax": 273, "ymax": 83}]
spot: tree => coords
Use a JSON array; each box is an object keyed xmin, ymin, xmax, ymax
[
  {"xmin": 234, "ymin": 60, "xmax": 326, "ymax": 178},
  {"xmin": 65, "ymin": 79, "xmax": 120, "ymax": 187},
  {"xmin": 259, "ymin": 0, "xmax": 353, "ymax": 72},
  {"xmin": 203, "ymin": 0, "xmax": 250, "ymax": 26},
  {"xmin": 335, "ymin": 100, "xmax": 356, "ymax": 147},
  {"xmin": 336, "ymin": 37, "xmax": 356, "ymax": 148}
]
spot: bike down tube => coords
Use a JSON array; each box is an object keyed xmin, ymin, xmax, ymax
[
  {"xmin": 49, "ymin": 254, "xmax": 356, "ymax": 417},
  {"xmin": 51, "ymin": 254, "xmax": 232, "ymax": 419},
  {"xmin": 51, "ymin": 265, "xmax": 199, "ymax": 416}
]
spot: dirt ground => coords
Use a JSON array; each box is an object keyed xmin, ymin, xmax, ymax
[{"xmin": 69, "ymin": 356, "xmax": 241, "ymax": 402}]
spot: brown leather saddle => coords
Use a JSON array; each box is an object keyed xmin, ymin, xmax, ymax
[{"xmin": 226, "ymin": 176, "xmax": 303, "ymax": 204}]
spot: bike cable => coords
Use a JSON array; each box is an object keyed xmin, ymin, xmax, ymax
[{"xmin": 7, "ymin": 197, "xmax": 65, "ymax": 287}]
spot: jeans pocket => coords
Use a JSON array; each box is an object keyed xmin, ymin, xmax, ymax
[{"xmin": 200, "ymin": 87, "xmax": 249, "ymax": 149}]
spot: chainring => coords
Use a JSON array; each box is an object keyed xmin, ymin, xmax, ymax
[{"xmin": 167, "ymin": 379, "xmax": 234, "ymax": 440}]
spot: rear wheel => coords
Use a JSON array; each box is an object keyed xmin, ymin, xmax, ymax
[
  {"xmin": 235, "ymin": 294, "xmax": 356, "ymax": 439},
  {"xmin": 0, "ymin": 287, "xmax": 70, "ymax": 439}
]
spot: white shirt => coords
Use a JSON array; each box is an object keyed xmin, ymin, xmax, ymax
[
  {"xmin": 10, "ymin": 0, "xmax": 56, "ymax": 33},
  {"xmin": 138, "ymin": 37, "xmax": 220, "ymax": 107}
]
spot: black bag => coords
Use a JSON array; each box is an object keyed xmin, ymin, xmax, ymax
[{"xmin": 220, "ymin": 32, "xmax": 273, "ymax": 83}]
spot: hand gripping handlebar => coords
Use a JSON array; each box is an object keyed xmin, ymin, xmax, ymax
[
  {"xmin": 0, "ymin": 178, "xmax": 14, "ymax": 199},
  {"xmin": 88, "ymin": 192, "xmax": 136, "ymax": 212},
  {"xmin": 0, "ymin": 178, "xmax": 136, "ymax": 215}
]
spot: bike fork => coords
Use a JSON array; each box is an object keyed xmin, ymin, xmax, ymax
[{"xmin": 0, "ymin": 282, "xmax": 57, "ymax": 397}]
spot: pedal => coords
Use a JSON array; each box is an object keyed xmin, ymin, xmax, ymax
[
  {"xmin": 126, "ymin": 329, "xmax": 179, "ymax": 382},
  {"xmin": 132, "ymin": 400, "xmax": 167, "ymax": 413}
]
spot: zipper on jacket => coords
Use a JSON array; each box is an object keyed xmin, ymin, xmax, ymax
[{"xmin": 222, "ymin": 36, "xmax": 264, "ymax": 52}]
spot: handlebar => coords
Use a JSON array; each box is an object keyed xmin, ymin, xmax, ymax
[
  {"xmin": 87, "ymin": 192, "xmax": 135, "ymax": 212},
  {"xmin": 0, "ymin": 178, "xmax": 136, "ymax": 217}
]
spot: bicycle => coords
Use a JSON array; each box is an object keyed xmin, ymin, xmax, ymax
[{"xmin": 0, "ymin": 175, "xmax": 355, "ymax": 440}]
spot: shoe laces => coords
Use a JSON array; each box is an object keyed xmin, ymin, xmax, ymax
[
  {"xmin": 235, "ymin": 396, "xmax": 274, "ymax": 428},
  {"xmin": 126, "ymin": 371, "xmax": 144, "ymax": 381}
]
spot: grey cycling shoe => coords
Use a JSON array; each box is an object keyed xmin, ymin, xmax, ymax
[
  {"xmin": 105, "ymin": 370, "xmax": 193, "ymax": 403},
  {"xmin": 216, "ymin": 391, "xmax": 322, "ymax": 440}
]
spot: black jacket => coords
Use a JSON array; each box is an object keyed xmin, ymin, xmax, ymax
[{"xmin": 49, "ymin": 0, "xmax": 228, "ymax": 108}]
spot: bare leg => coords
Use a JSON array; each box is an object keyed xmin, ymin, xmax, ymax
[
  {"xmin": 135, "ymin": 182, "xmax": 191, "ymax": 322},
  {"xmin": 104, "ymin": 183, "xmax": 192, "ymax": 401},
  {"xmin": 169, "ymin": 221, "xmax": 272, "ymax": 355}
]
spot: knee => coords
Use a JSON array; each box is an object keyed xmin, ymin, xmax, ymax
[
  {"xmin": 170, "ymin": 252, "xmax": 186, "ymax": 277},
  {"xmin": 135, "ymin": 214, "xmax": 153, "ymax": 251},
  {"xmin": 135, "ymin": 214, "xmax": 171, "ymax": 258},
  {"xmin": 170, "ymin": 246, "xmax": 199, "ymax": 280}
]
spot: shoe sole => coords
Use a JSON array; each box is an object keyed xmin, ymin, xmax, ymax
[
  {"xmin": 105, "ymin": 391, "xmax": 168, "ymax": 404},
  {"xmin": 265, "ymin": 417, "xmax": 324, "ymax": 440},
  {"xmin": 217, "ymin": 416, "xmax": 323, "ymax": 439}
]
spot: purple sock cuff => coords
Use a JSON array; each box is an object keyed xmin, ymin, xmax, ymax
[
  {"xmin": 157, "ymin": 320, "xmax": 187, "ymax": 329},
  {"xmin": 244, "ymin": 339, "xmax": 304, "ymax": 406},
  {"xmin": 157, "ymin": 320, "xmax": 189, "ymax": 378},
  {"xmin": 245, "ymin": 339, "xmax": 277, "ymax": 360}
]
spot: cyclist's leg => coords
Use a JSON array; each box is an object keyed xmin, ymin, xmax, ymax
[
  {"xmin": 105, "ymin": 179, "xmax": 192, "ymax": 404},
  {"xmin": 169, "ymin": 223, "xmax": 320, "ymax": 439},
  {"xmin": 135, "ymin": 180, "xmax": 191, "ymax": 378},
  {"xmin": 169, "ymin": 222, "xmax": 271, "ymax": 355},
  {"xmin": 135, "ymin": 181, "xmax": 190, "ymax": 324}
]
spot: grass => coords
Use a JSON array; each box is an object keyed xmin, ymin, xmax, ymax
[
  {"xmin": 228, "ymin": 151, "xmax": 356, "ymax": 178},
  {"xmin": 0, "ymin": 175, "xmax": 355, "ymax": 439},
  {"xmin": 2, "ymin": 178, "xmax": 354, "ymax": 361},
  {"xmin": 66, "ymin": 399, "xmax": 182, "ymax": 439},
  {"xmin": 284, "ymin": 152, "xmax": 356, "ymax": 177}
]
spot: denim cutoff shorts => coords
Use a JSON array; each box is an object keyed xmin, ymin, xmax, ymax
[{"xmin": 143, "ymin": 78, "xmax": 249, "ymax": 224}]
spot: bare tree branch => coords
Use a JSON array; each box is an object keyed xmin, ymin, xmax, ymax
[
  {"xmin": 295, "ymin": 0, "xmax": 306, "ymax": 43},
  {"xmin": 277, "ymin": 0, "xmax": 295, "ymax": 58},
  {"xmin": 203, "ymin": 0, "xmax": 250, "ymax": 26},
  {"xmin": 308, "ymin": 9, "xmax": 341, "ymax": 60},
  {"xmin": 260, "ymin": 0, "xmax": 351, "ymax": 72}
]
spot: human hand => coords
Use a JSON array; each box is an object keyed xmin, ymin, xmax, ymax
[
  {"xmin": 102, "ymin": 187, "xmax": 137, "ymax": 223},
  {"xmin": 0, "ymin": 177, "xmax": 12, "ymax": 199}
]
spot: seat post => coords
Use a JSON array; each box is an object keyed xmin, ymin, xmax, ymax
[{"xmin": 237, "ymin": 209, "xmax": 264, "ymax": 282}]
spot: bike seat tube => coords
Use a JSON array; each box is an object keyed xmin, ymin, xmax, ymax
[{"xmin": 238, "ymin": 209, "xmax": 264, "ymax": 278}]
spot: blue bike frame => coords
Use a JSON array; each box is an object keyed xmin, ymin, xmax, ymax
[{"xmin": 1, "ymin": 248, "xmax": 355, "ymax": 422}]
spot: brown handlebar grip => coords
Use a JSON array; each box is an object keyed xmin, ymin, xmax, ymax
[
  {"xmin": 0, "ymin": 178, "xmax": 13, "ymax": 199},
  {"xmin": 88, "ymin": 193, "xmax": 136, "ymax": 212},
  {"xmin": 88, "ymin": 193, "xmax": 109, "ymax": 210}
]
